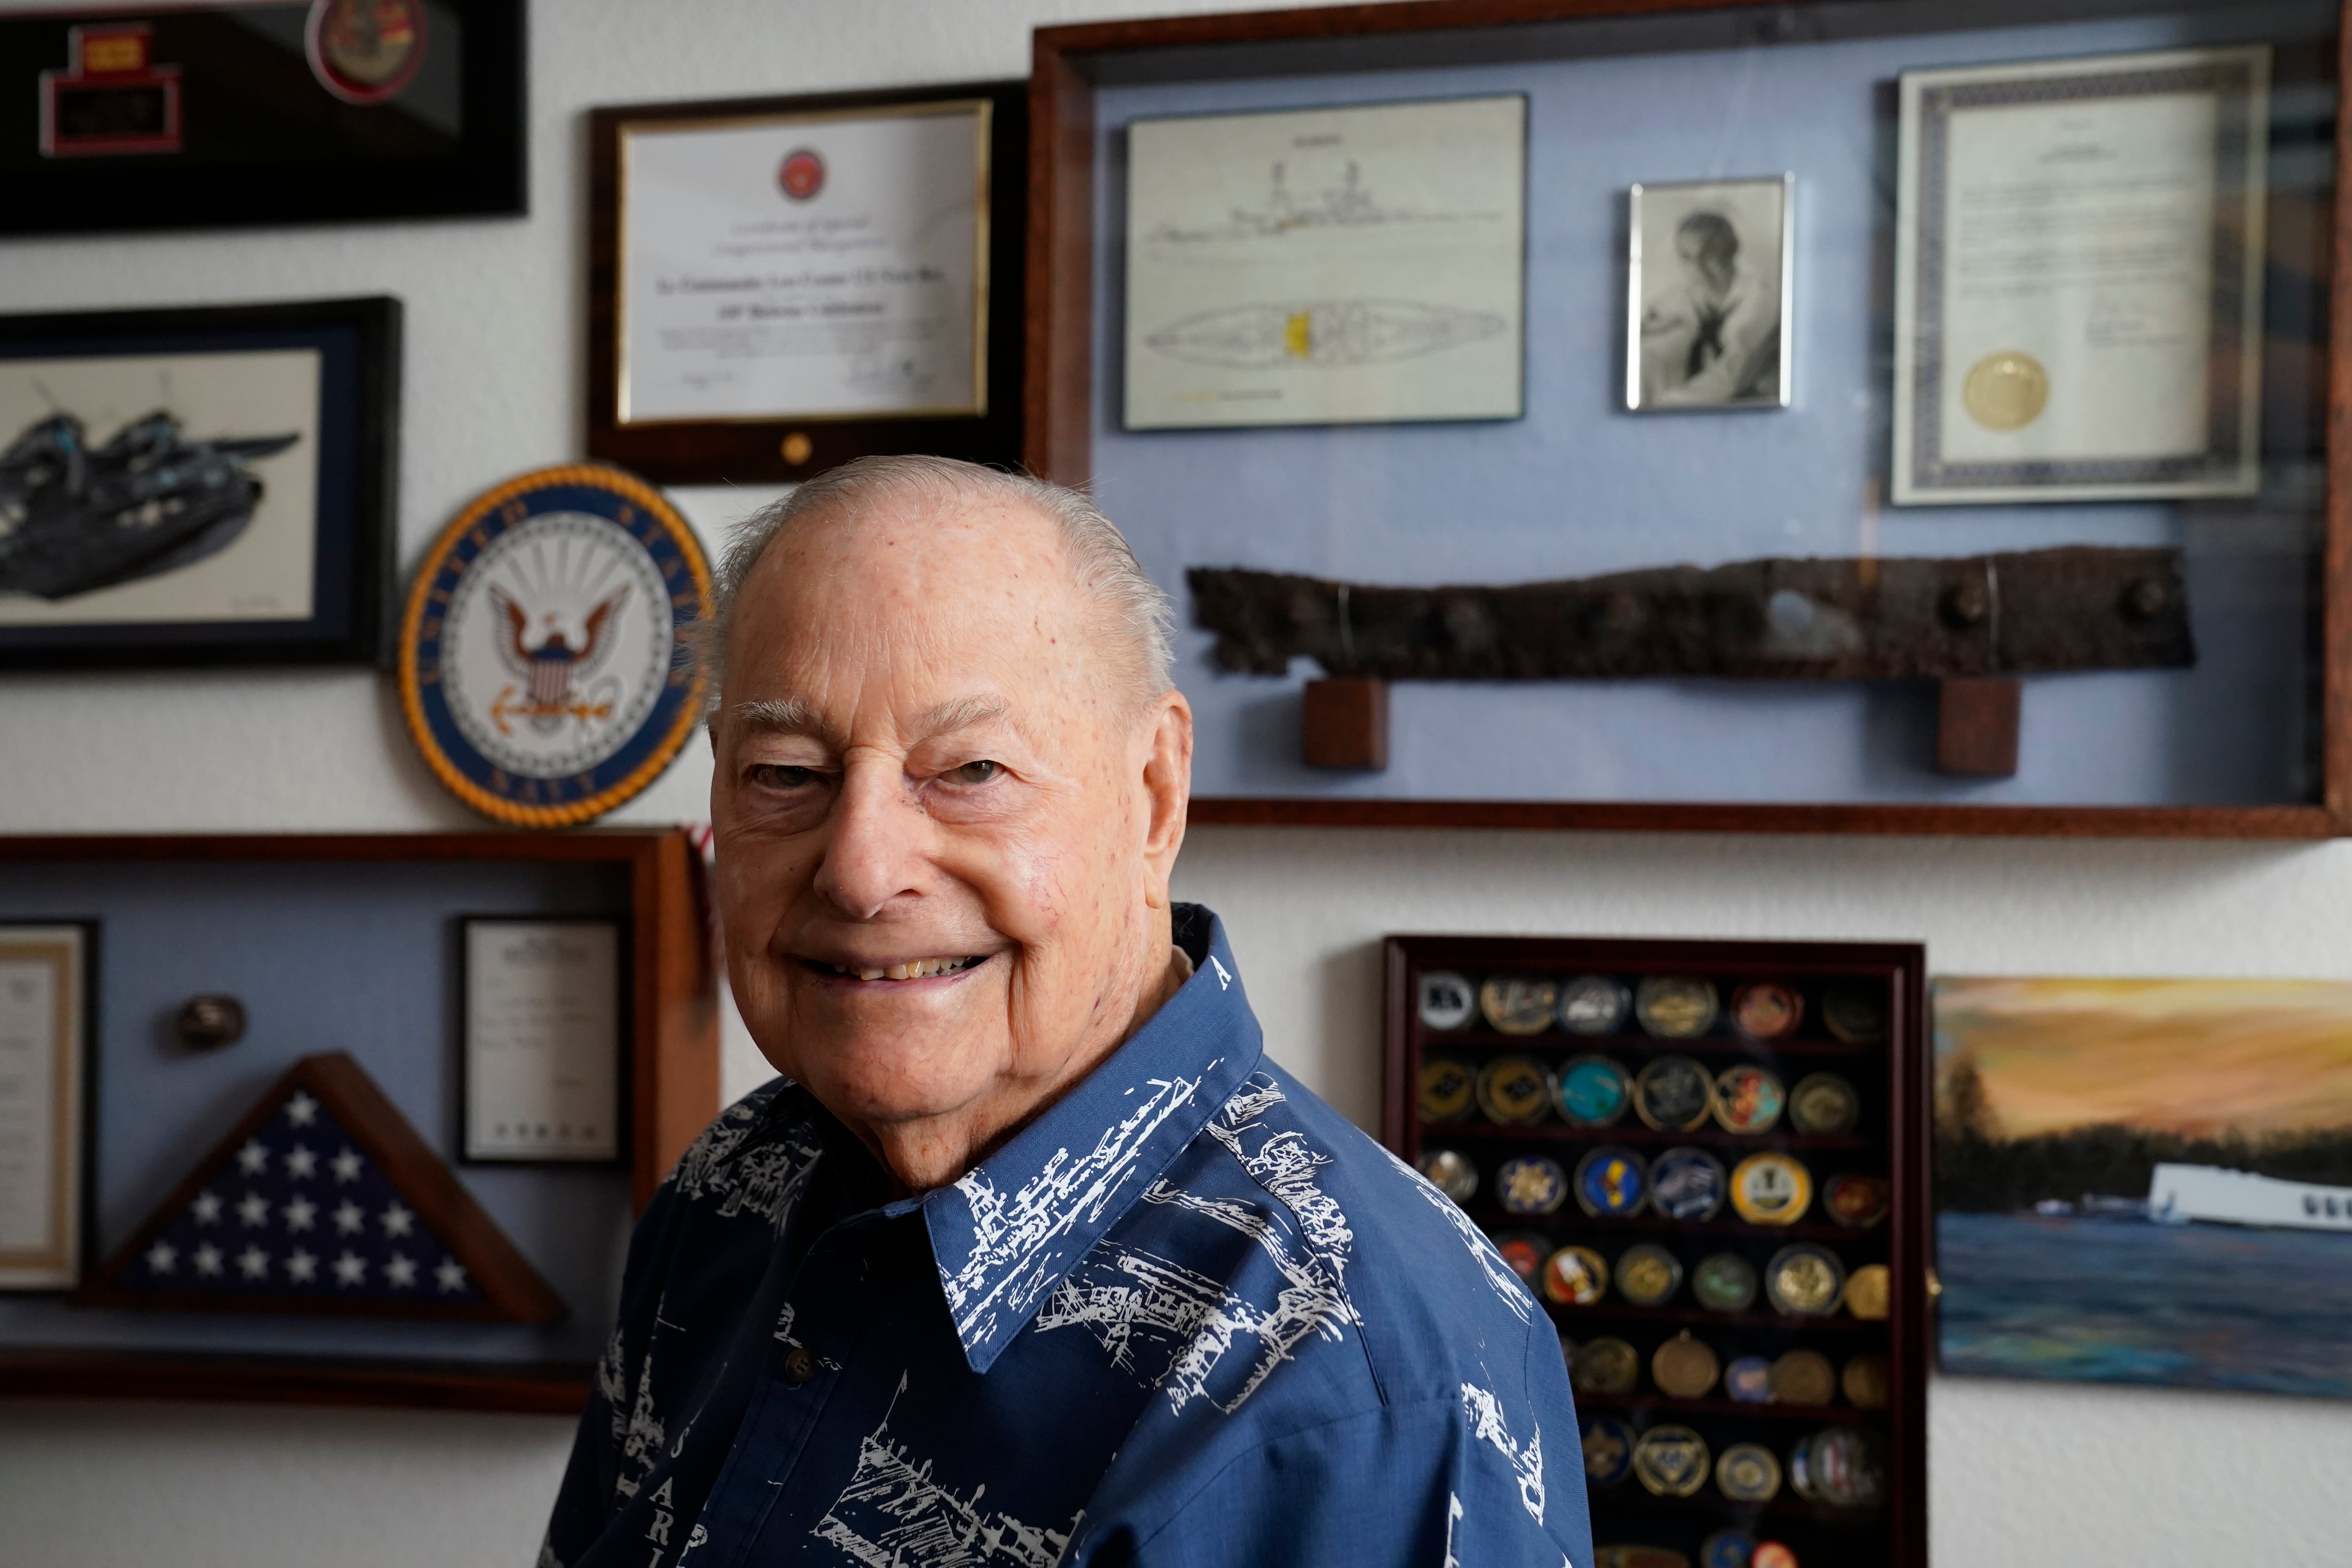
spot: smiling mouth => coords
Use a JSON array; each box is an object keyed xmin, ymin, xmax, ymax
[{"xmin": 807, "ymin": 955, "xmax": 985, "ymax": 982}]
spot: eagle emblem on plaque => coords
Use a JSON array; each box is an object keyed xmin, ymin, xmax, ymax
[{"xmin": 490, "ymin": 584, "xmax": 630, "ymax": 734}]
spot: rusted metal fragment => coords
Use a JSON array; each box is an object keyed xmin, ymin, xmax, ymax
[{"xmin": 1187, "ymin": 546, "xmax": 2191, "ymax": 681}]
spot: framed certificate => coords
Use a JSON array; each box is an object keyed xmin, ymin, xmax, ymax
[
  {"xmin": 0, "ymin": 923, "xmax": 92, "ymax": 1290},
  {"xmin": 1893, "ymin": 46, "xmax": 2272, "ymax": 505},
  {"xmin": 587, "ymin": 81, "xmax": 1026, "ymax": 484},
  {"xmin": 460, "ymin": 918, "xmax": 622, "ymax": 1164}
]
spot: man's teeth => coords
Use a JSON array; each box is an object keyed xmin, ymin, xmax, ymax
[{"xmin": 831, "ymin": 956, "xmax": 975, "ymax": 981}]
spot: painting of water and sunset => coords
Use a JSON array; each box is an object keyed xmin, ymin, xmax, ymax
[{"xmin": 1933, "ymin": 977, "xmax": 2352, "ymax": 1399}]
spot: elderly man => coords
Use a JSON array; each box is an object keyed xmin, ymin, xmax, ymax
[{"xmin": 541, "ymin": 456, "xmax": 1587, "ymax": 1568}]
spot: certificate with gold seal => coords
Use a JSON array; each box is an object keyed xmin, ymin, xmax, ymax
[{"xmin": 1893, "ymin": 45, "xmax": 2270, "ymax": 504}]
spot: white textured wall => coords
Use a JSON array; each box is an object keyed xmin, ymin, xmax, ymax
[{"xmin": 2, "ymin": 1, "xmax": 2350, "ymax": 1564}]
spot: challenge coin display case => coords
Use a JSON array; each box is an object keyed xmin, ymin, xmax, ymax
[{"xmin": 1384, "ymin": 936, "xmax": 1930, "ymax": 1568}]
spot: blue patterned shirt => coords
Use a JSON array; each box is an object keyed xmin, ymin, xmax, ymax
[{"xmin": 542, "ymin": 906, "xmax": 1589, "ymax": 1568}]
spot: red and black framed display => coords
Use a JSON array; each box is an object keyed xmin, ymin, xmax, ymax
[
  {"xmin": 0, "ymin": 1, "xmax": 524, "ymax": 235},
  {"xmin": 588, "ymin": 79, "xmax": 1027, "ymax": 485},
  {"xmin": 1383, "ymin": 935, "xmax": 1930, "ymax": 1568}
]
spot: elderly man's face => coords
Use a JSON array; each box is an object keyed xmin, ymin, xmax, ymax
[{"xmin": 709, "ymin": 490, "xmax": 1190, "ymax": 1178}]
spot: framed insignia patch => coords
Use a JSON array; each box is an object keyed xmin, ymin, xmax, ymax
[{"xmin": 397, "ymin": 463, "xmax": 711, "ymax": 828}]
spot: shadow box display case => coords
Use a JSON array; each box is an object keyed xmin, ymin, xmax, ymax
[
  {"xmin": 1032, "ymin": 0, "xmax": 2352, "ymax": 837},
  {"xmin": 0, "ymin": 829, "xmax": 716, "ymax": 1413},
  {"xmin": 1383, "ymin": 936, "xmax": 1929, "ymax": 1568}
]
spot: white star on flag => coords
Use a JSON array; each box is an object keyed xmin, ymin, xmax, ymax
[
  {"xmin": 332, "ymin": 1202, "xmax": 366, "ymax": 1235},
  {"xmin": 385, "ymin": 1254, "xmax": 418, "ymax": 1289},
  {"xmin": 331, "ymin": 1251, "xmax": 367, "ymax": 1287},
  {"xmin": 236, "ymin": 1138, "xmax": 270, "ymax": 1175},
  {"xmin": 286, "ymin": 1249, "xmax": 318, "ymax": 1283},
  {"xmin": 191, "ymin": 1191, "xmax": 222, "ymax": 1225},
  {"xmin": 286, "ymin": 1091, "xmax": 320, "ymax": 1127},
  {"xmin": 237, "ymin": 1246, "xmax": 270, "ymax": 1280},
  {"xmin": 193, "ymin": 1244, "xmax": 224, "ymax": 1277},
  {"xmin": 282, "ymin": 1197, "xmax": 318, "ymax": 1232},
  {"xmin": 236, "ymin": 1193, "xmax": 270, "ymax": 1227},
  {"xmin": 434, "ymin": 1258, "xmax": 468, "ymax": 1293},
  {"xmin": 284, "ymin": 1144, "xmax": 318, "ymax": 1179},
  {"xmin": 144, "ymin": 1241, "xmax": 176, "ymax": 1274},
  {"xmin": 331, "ymin": 1147, "xmax": 363, "ymax": 1183},
  {"xmin": 381, "ymin": 1202, "xmax": 415, "ymax": 1238}
]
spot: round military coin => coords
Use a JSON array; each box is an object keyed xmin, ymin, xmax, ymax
[
  {"xmin": 1820, "ymin": 984, "xmax": 1890, "ymax": 1046},
  {"xmin": 1417, "ymin": 970, "xmax": 1477, "ymax": 1031},
  {"xmin": 1651, "ymin": 1330, "xmax": 1718, "ymax": 1398},
  {"xmin": 1415, "ymin": 1148, "xmax": 1478, "ymax": 1204},
  {"xmin": 1581, "ymin": 1415, "xmax": 1637, "ymax": 1487},
  {"xmin": 1700, "ymin": 1531, "xmax": 1758, "ymax": 1568},
  {"xmin": 1787, "ymin": 1073, "xmax": 1861, "ymax": 1135},
  {"xmin": 1841, "ymin": 1352, "xmax": 1891, "ymax": 1409},
  {"xmin": 1751, "ymin": 1543, "xmax": 1799, "ymax": 1568},
  {"xmin": 1572, "ymin": 1334, "xmax": 1640, "ymax": 1395},
  {"xmin": 1476, "ymin": 1056, "xmax": 1554, "ymax": 1125},
  {"xmin": 1730, "ymin": 1152, "xmax": 1813, "ymax": 1225},
  {"xmin": 1542, "ymin": 1245, "xmax": 1610, "ymax": 1306},
  {"xmin": 1692, "ymin": 1251, "xmax": 1759, "ymax": 1313},
  {"xmin": 308, "ymin": 0, "xmax": 426, "ymax": 104},
  {"xmin": 1723, "ymin": 1354, "xmax": 1773, "ymax": 1403},
  {"xmin": 1768, "ymin": 1348, "xmax": 1836, "ymax": 1407},
  {"xmin": 1479, "ymin": 975, "xmax": 1559, "ymax": 1036},
  {"xmin": 1417, "ymin": 1057, "xmax": 1474, "ymax": 1122},
  {"xmin": 1557, "ymin": 974, "xmax": 1633, "ymax": 1035},
  {"xmin": 1573, "ymin": 1145, "xmax": 1650, "ymax": 1218},
  {"xmin": 1716, "ymin": 1442, "xmax": 1784, "ymax": 1504},
  {"xmin": 1616, "ymin": 1242, "xmax": 1684, "ymax": 1306},
  {"xmin": 1635, "ymin": 975, "xmax": 1719, "ymax": 1038},
  {"xmin": 1494, "ymin": 1232, "xmax": 1548, "ymax": 1288},
  {"xmin": 1806, "ymin": 1426, "xmax": 1887, "ymax": 1510},
  {"xmin": 1711, "ymin": 1064, "xmax": 1786, "ymax": 1135},
  {"xmin": 1632, "ymin": 1425, "xmax": 1711, "ymax": 1498},
  {"xmin": 1495, "ymin": 1154, "xmax": 1568, "ymax": 1216},
  {"xmin": 1730, "ymin": 981, "xmax": 1804, "ymax": 1040},
  {"xmin": 1635, "ymin": 1055, "xmax": 1714, "ymax": 1131},
  {"xmin": 1650, "ymin": 1146, "xmax": 1727, "ymax": 1222},
  {"xmin": 1556, "ymin": 1054, "xmax": 1633, "ymax": 1126},
  {"xmin": 1843, "ymin": 1262, "xmax": 1891, "ymax": 1320},
  {"xmin": 1963, "ymin": 349, "xmax": 2050, "ymax": 431},
  {"xmin": 1766, "ymin": 1243, "xmax": 1847, "ymax": 1316},
  {"xmin": 1787, "ymin": 1433, "xmax": 1819, "ymax": 1502},
  {"xmin": 1823, "ymin": 1172, "xmax": 1889, "ymax": 1229}
]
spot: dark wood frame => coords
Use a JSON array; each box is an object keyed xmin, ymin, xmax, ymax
[
  {"xmin": 0, "ymin": 828, "xmax": 718, "ymax": 1413},
  {"xmin": 456, "ymin": 915, "xmax": 628, "ymax": 1166},
  {"xmin": 1382, "ymin": 934, "xmax": 1930, "ymax": 1568},
  {"xmin": 0, "ymin": 294, "xmax": 401, "ymax": 670},
  {"xmin": 1031, "ymin": 0, "xmax": 2352, "ymax": 838},
  {"xmin": 588, "ymin": 80, "xmax": 1028, "ymax": 485}
]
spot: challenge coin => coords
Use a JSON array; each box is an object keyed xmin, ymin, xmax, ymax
[
  {"xmin": 1634, "ymin": 1055, "xmax": 1714, "ymax": 1131},
  {"xmin": 1542, "ymin": 1245, "xmax": 1610, "ymax": 1306},
  {"xmin": 1841, "ymin": 1352, "xmax": 1891, "ymax": 1409},
  {"xmin": 1581, "ymin": 1416, "xmax": 1636, "ymax": 1487},
  {"xmin": 1417, "ymin": 1057, "xmax": 1474, "ymax": 1122},
  {"xmin": 1493, "ymin": 1232, "xmax": 1548, "ymax": 1289},
  {"xmin": 1700, "ymin": 1532, "xmax": 1758, "ymax": 1568},
  {"xmin": 1729, "ymin": 1153, "xmax": 1813, "ymax": 1225},
  {"xmin": 1766, "ymin": 1243, "xmax": 1847, "ymax": 1316},
  {"xmin": 1635, "ymin": 975, "xmax": 1719, "ymax": 1038},
  {"xmin": 1711, "ymin": 1064, "xmax": 1786, "ymax": 1134},
  {"xmin": 1820, "ymin": 984, "xmax": 1889, "ymax": 1045},
  {"xmin": 1692, "ymin": 1252, "xmax": 1758, "ymax": 1312},
  {"xmin": 1476, "ymin": 1056, "xmax": 1554, "ymax": 1125},
  {"xmin": 1650, "ymin": 1146, "xmax": 1727, "ymax": 1222},
  {"xmin": 1715, "ymin": 1442, "xmax": 1783, "ymax": 1504},
  {"xmin": 1651, "ymin": 1330, "xmax": 1718, "ymax": 1398},
  {"xmin": 1556, "ymin": 1054, "xmax": 1633, "ymax": 1126},
  {"xmin": 1572, "ymin": 1335, "xmax": 1640, "ymax": 1395},
  {"xmin": 1479, "ymin": 975, "xmax": 1559, "ymax": 1035},
  {"xmin": 1723, "ymin": 1354, "xmax": 1773, "ymax": 1403},
  {"xmin": 1823, "ymin": 1172, "xmax": 1889, "ymax": 1229},
  {"xmin": 1962, "ymin": 348, "xmax": 2050, "ymax": 431},
  {"xmin": 1787, "ymin": 1073, "xmax": 1861, "ymax": 1135},
  {"xmin": 1417, "ymin": 971, "xmax": 1477, "ymax": 1031},
  {"xmin": 1788, "ymin": 1433, "xmax": 1819, "ymax": 1501},
  {"xmin": 1496, "ymin": 1154, "xmax": 1567, "ymax": 1216},
  {"xmin": 1632, "ymin": 1425, "xmax": 1711, "ymax": 1498},
  {"xmin": 1730, "ymin": 981, "xmax": 1804, "ymax": 1040},
  {"xmin": 1843, "ymin": 1262, "xmax": 1891, "ymax": 1320},
  {"xmin": 1768, "ymin": 1348, "xmax": 1836, "ymax": 1407},
  {"xmin": 1805, "ymin": 1426, "xmax": 1887, "ymax": 1510},
  {"xmin": 1573, "ymin": 1145, "xmax": 1650, "ymax": 1218},
  {"xmin": 1751, "ymin": 1543, "xmax": 1799, "ymax": 1568},
  {"xmin": 1615, "ymin": 1242, "xmax": 1684, "ymax": 1306},
  {"xmin": 1416, "ymin": 1148, "xmax": 1478, "ymax": 1204},
  {"xmin": 1557, "ymin": 975, "xmax": 1632, "ymax": 1035}
]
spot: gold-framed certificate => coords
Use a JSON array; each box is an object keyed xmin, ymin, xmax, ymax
[
  {"xmin": 0, "ymin": 923, "xmax": 88, "ymax": 1290},
  {"xmin": 461, "ymin": 918, "xmax": 622, "ymax": 1164},
  {"xmin": 1893, "ymin": 46, "xmax": 2270, "ymax": 505}
]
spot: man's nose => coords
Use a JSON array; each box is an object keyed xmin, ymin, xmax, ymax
[{"xmin": 811, "ymin": 754, "xmax": 928, "ymax": 920}]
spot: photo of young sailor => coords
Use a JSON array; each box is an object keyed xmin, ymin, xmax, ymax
[{"xmin": 1626, "ymin": 174, "xmax": 1792, "ymax": 411}]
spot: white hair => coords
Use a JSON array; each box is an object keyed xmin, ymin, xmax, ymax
[{"xmin": 698, "ymin": 455, "xmax": 1175, "ymax": 711}]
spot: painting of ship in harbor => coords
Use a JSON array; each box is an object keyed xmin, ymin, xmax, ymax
[{"xmin": 1934, "ymin": 976, "xmax": 2352, "ymax": 1398}]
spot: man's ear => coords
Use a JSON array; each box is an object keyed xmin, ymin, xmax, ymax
[{"xmin": 1139, "ymin": 691, "xmax": 1192, "ymax": 908}]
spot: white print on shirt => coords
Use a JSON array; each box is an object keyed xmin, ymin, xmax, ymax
[
  {"xmin": 667, "ymin": 1098, "xmax": 824, "ymax": 1235},
  {"xmin": 938, "ymin": 1070, "xmax": 1209, "ymax": 1348},
  {"xmin": 1442, "ymin": 1493, "xmax": 1464, "ymax": 1568},
  {"xmin": 811, "ymin": 1374, "xmax": 1079, "ymax": 1568},
  {"xmin": 1459, "ymin": 1380, "xmax": 1545, "ymax": 1526},
  {"xmin": 1380, "ymin": 1146, "xmax": 1535, "ymax": 1324}
]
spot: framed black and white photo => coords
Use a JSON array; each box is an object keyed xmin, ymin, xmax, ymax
[
  {"xmin": 1625, "ymin": 175, "xmax": 1793, "ymax": 412},
  {"xmin": 0, "ymin": 923, "xmax": 93, "ymax": 1292},
  {"xmin": 0, "ymin": 296, "xmax": 399, "ymax": 669},
  {"xmin": 459, "ymin": 918, "xmax": 622, "ymax": 1165}
]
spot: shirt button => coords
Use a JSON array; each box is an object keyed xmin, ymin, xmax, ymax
[{"xmin": 782, "ymin": 1345, "xmax": 818, "ymax": 1384}]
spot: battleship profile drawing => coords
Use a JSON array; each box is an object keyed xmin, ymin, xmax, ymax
[
  {"xmin": 0, "ymin": 409, "xmax": 299, "ymax": 602},
  {"xmin": 1145, "ymin": 299, "xmax": 1506, "ymax": 370}
]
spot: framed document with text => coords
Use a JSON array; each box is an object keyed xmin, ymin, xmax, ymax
[
  {"xmin": 461, "ymin": 918, "xmax": 621, "ymax": 1165},
  {"xmin": 1893, "ymin": 46, "xmax": 2272, "ymax": 505},
  {"xmin": 0, "ymin": 923, "xmax": 91, "ymax": 1291},
  {"xmin": 588, "ymin": 81, "xmax": 1026, "ymax": 485}
]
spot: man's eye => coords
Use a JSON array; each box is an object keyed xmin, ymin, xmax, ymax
[
  {"xmin": 748, "ymin": 764, "xmax": 822, "ymax": 789},
  {"xmin": 950, "ymin": 760, "xmax": 1002, "ymax": 785}
]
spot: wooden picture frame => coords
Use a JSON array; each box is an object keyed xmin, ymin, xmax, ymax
[
  {"xmin": 458, "ymin": 916, "xmax": 627, "ymax": 1167},
  {"xmin": 0, "ymin": 921, "xmax": 96, "ymax": 1293},
  {"xmin": 1030, "ymin": 0, "xmax": 2352, "ymax": 838},
  {"xmin": 588, "ymin": 80, "xmax": 1028, "ymax": 485}
]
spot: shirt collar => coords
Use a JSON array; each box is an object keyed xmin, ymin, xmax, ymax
[{"xmin": 922, "ymin": 904, "xmax": 1261, "ymax": 1373}]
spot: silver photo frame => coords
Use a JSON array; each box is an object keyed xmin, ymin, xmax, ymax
[{"xmin": 1625, "ymin": 174, "xmax": 1794, "ymax": 413}]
